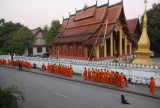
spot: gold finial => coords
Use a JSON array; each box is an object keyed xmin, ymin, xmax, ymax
[{"xmin": 144, "ymin": 0, "xmax": 147, "ymax": 10}]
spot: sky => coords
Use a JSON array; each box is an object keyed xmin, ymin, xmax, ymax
[{"xmin": 0, "ymin": 0, "xmax": 159, "ymax": 29}]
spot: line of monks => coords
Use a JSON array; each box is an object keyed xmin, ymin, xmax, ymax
[
  {"xmin": 42, "ymin": 63, "xmax": 73, "ymax": 77},
  {"xmin": 0, "ymin": 59, "xmax": 31, "ymax": 69},
  {"xmin": 83, "ymin": 68, "xmax": 125, "ymax": 88},
  {"xmin": 0, "ymin": 58, "xmax": 156, "ymax": 95}
]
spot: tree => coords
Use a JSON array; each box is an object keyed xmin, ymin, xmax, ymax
[
  {"xmin": 44, "ymin": 20, "xmax": 61, "ymax": 43},
  {"xmin": 2, "ymin": 27, "xmax": 35, "ymax": 60},
  {"xmin": 0, "ymin": 20, "xmax": 24, "ymax": 51},
  {"xmin": 0, "ymin": 85, "xmax": 25, "ymax": 108},
  {"xmin": 141, "ymin": 3, "xmax": 160, "ymax": 54},
  {"xmin": 0, "ymin": 18, "xmax": 5, "ymax": 25}
]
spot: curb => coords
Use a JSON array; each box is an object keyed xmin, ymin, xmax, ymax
[{"xmin": 1, "ymin": 65, "xmax": 160, "ymax": 99}]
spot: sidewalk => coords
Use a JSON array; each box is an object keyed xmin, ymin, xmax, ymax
[{"xmin": 1, "ymin": 65, "xmax": 160, "ymax": 99}]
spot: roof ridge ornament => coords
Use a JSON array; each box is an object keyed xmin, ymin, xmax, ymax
[
  {"xmin": 68, "ymin": 12, "xmax": 70, "ymax": 16},
  {"xmin": 96, "ymin": 0, "xmax": 98, "ymax": 5},
  {"xmin": 144, "ymin": 0, "xmax": 147, "ymax": 12}
]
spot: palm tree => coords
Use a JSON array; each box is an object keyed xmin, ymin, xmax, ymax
[{"xmin": 0, "ymin": 86, "xmax": 25, "ymax": 108}]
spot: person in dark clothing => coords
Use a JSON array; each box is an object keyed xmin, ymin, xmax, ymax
[{"xmin": 19, "ymin": 61, "xmax": 22, "ymax": 71}]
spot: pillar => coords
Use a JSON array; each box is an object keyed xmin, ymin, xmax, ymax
[
  {"xmin": 84, "ymin": 47, "xmax": 88, "ymax": 57},
  {"xmin": 114, "ymin": 38, "xmax": 116, "ymax": 55},
  {"xmin": 104, "ymin": 40, "xmax": 107, "ymax": 57},
  {"xmin": 96, "ymin": 45, "xmax": 99, "ymax": 58},
  {"xmin": 119, "ymin": 27, "xmax": 122, "ymax": 55},
  {"xmin": 110, "ymin": 33, "xmax": 113, "ymax": 56},
  {"xmin": 124, "ymin": 36, "xmax": 127, "ymax": 55},
  {"xmin": 129, "ymin": 42, "xmax": 132, "ymax": 54}
]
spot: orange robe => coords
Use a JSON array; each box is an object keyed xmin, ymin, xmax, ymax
[
  {"xmin": 95, "ymin": 70, "xmax": 99, "ymax": 82},
  {"xmin": 150, "ymin": 79, "xmax": 155, "ymax": 95},
  {"xmin": 113, "ymin": 73, "xmax": 117, "ymax": 85},
  {"xmin": 42, "ymin": 64, "xmax": 45, "ymax": 71},
  {"xmin": 83, "ymin": 69, "xmax": 87, "ymax": 80},
  {"xmin": 88, "ymin": 70, "xmax": 91, "ymax": 80},
  {"xmin": 110, "ymin": 73, "xmax": 113, "ymax": 84},
  {"xmin": 120, "ymin": 75, "xmax": 125, "ymax": 88},
  {"xmin": 51, "ymin": 65, "xmax": 54, "ymax": 73},
  {"xmin": 106, "ymin": 72, "xmax": 110, "ymax": 83},
  {"xmin": 91, "ymin": 70, "xmax": 95, "ymax": 81},
  {"xmin": 58, "ymin": 65, "xmax": 61, "ymax": 73},
  {"xmin": 60, "ymin": 66, "xmax": 63, "ymax": 75},
  {"xmin": 103, "ymin": 71, "xmax": 107, "ymax": 83},
  {"xmin": 8, "ymin": 60, "xmax": 10, "ymax": 65},
  {"xmin": 29, "ymin": 63, "xmax": 32, "ymax": 69},
  {"xmin": 98, "ymin": 71, "xmax": 101, "ymax": 82},
  {"xmin": 11, "ymin": 60, "xmax": 14, "ymax": 66},
  {"xmin": 70, "ymin": 67, "xmax": 73, "ymax": 77},
  {"xmin": 100, "ymin": 71, "xmax": 104, "ymax": 83},
  {"xmin": 54, "ymin": 65, "xmax": 58, "ymax": 74},
  {"xmin": 0, "ymin": 59, "xmax": 2, "ymax": 65},
  {"xmin": 3, "ymin": 59, "xmax": 6, "ymax": 65},
  {"xmin": 117, "ymin": 74, "xmax": 121, "ymax": 87}
]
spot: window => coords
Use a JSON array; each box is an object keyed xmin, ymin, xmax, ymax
[
  {"xmin": 37, "ymin": 47, "xmax": 42, "ymax": 53},
  {"xmin": 79, "ymin": 47, "xmax": 82, "ymax": 56},
  {"xmin": 63, "ymin": 46, "xmax": 66, "ymax": 55},
  {"xmin": 70, "ymin": 47, "xmax": 73, "ymax": 56},
  {"xmin": 46, "ymin": 47, "xmax": 49, "ymax": 52}
]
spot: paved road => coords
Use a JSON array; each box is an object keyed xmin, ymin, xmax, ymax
[{"xmin": 0, "ymin": 67, "xmax": 160, "ymax": 108}]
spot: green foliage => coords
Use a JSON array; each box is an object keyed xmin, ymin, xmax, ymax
[
  {"xmin": 43, "ymin": 20, "xmax": 61, "ymax": 43},
  {"xmin": 0, "ymin": 20, "xmax": 24, "ymax": 50},
  {"xmin": 2, "ymin": 27, "xmax": 35, "ymax": 55},
  {"xmin": 0, "ymin": 86, "xmax": 25, "ymax": 108},
  {"xmin": 141, "ymin": 3, "xmax": 160, "ymax": 54}
]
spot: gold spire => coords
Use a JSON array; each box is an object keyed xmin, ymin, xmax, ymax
[
  {"xmin": 137, "ymin": 0, "xmax": 150, "ymax": 51},
  {"xmin": 131, "ymin": 0, "xmax": 156, "ymax": 67}
]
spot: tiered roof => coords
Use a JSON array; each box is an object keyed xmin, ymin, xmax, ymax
[
  {"xmin": 52, "ymin": 1, "xmax": 131, "ymax": 45},
  {"xmin": 127, "ymin": 18, "xmax": 141, "ymax": 44}
]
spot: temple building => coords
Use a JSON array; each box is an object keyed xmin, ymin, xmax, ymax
[
  {"xmin": 49, "ymin": 1, "xmax": 140, "ymax": 61},
  {"xmin": 24, "ymin": 28, "xmax": 49, "ymax": 56}
]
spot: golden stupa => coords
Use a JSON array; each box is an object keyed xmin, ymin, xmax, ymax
[{"xmin": 131, "ymin": 0, "xmax": 156, "ymax": 66}]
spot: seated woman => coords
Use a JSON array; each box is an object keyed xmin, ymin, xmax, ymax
[{"xmin": 127, "ymin": 78, "xmax": 135, "ymax": 88}]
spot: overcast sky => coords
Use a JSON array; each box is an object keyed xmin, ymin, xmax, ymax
[{"xmin": 0, "ymin": 0, "xmax": 159, "ymax": 29}]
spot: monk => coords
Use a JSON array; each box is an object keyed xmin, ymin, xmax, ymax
[
  {"xmin": 29, "ymin": 63, "xmax": 32, "ymax": 69},
  {"xmin": 110, "ymin": 71, "xmax": 114, "ymax": 84},
  {"xmin": 120, "ymin": 73, "xmax": 125, "ymax": 88},
  {"xmin": 54, "ymin": 64, "xmax": 58, "ymax": 74},
  {"xmin": 106, "ymin": 70, "xmax": 110, "ymax": 83},
  {"xmin": 103, "ymin": 69, "xmax": 107, "ymax": 83},
  {"xmin": 60, "ymin": 65, "xmax": 63, "ymax": 75},
  {"xmin": 113, "ymin": 72, "xmax": 117, "ymax": 85},
  {"xmin": 117, "ymin": 72, "xmax": 121, "ymax": 87},
  {"xmin": 88, "ymin": 68, "xmax": 91, "ymax": 80},
  {"xmin": 70, "ymin": 65, "xmax": 73, "ymax": 77},
  {"xmin": 65, "ymin": 66, "xmax": 68, "ymax": 76},
  {"xmin": 95, "ymin": 69, "xmax": 99, "ymax": 82},
  {"xmin": 21, "ymin": 60, "xmax": 24, "ymax": 67},
  {"xmin": 100, "ymin": 69, "xmax": 104, "ymax": 83},
  {"xmin": 67, "ymin": 66, "xmax": 70, "ymax": 76},
  {"xmin": 42, "ymin": 63, "xmax": 45, "ymax": 72},
  {"xmin": 58, "ymin": 64, "xmax": 61, "ymax": 74},
  {"xmin": 98, "ymin": 69, "xmax": 101, "ymax": 82},
  {"xmin": 149, "ymin": 77, "xmax": 155, "ymax": 95},
  {"xmin": 83, "ymin": 68, "xmax": 87, "ymax": 80},
  {"xmin": 47, "ymin": 63, "xmax": 50, "ymax": 72},
  {"xmin": 8, "ymin": 59, "xmax": 10, "ymax": 65},
  {"xmin": 91, "ymin": 68, "xmax": 95, "ymax": 81},
  {"xmin": 11, "ymin": 59, "xmax": 14, "ymax": 66},
  {"xmin": 3, "ymin": 59, "xmax": 6, "ymax": 65},
  {"xmin": 0, "ymin": 59, "xmax": 2, "ymax": 65},
  {"xmin": 51, "ymin": 64, "xmax": 53, "ymax": 73}
]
